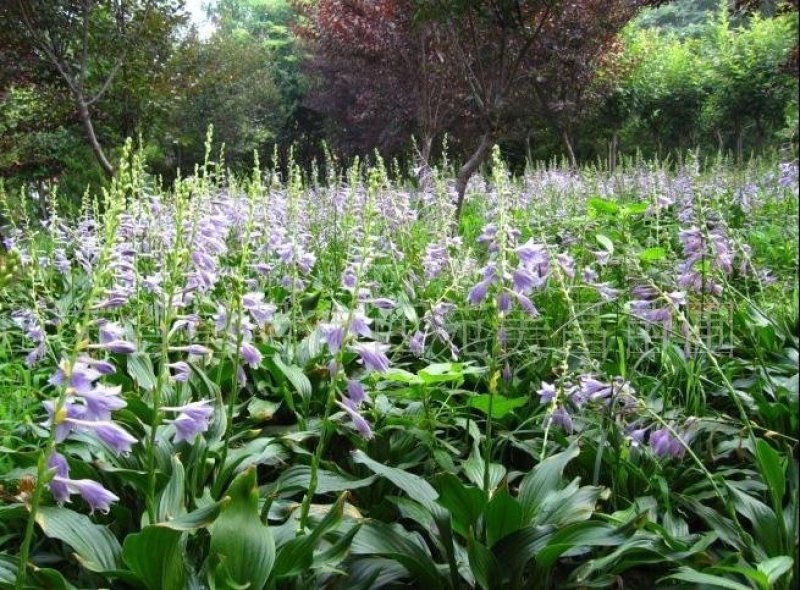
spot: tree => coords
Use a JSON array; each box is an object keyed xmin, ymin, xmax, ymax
[
  {"xmin": 299, "ymin": 0, "xmax": 460, "ymax": 171},
  {"xmin": 0, "ymin": 1, "xmax": 186, "ymax": 178},
  {"xmin": 417, "ymin": 0, "xmax": 665, "ymax": 219}
]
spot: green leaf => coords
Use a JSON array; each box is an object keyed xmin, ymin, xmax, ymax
[
  {"xmin": 755, "ymin": 438, "xmax": 785, "ymax": 512},
  {"xmin": 157, "ymin": 455, "xmax": 185, "ymax": 523},
  {"xmin": 248, "ymin": 398, "xmax": 280, "ymax": 422},
  {"xmin": 274, "ymin": 465, "xmax": 377, "ymax": 496},
  {"xmin": 380, "ymin": 368, "xmax": 423, "ymax": 385},
  {"xmin": 270, "ymin": 354, "xmax": 312, "ymax": 399},
  {"xmin": 35, "ymin": 506, "xmax": 122, "ymax": 573},
  {"xmin": 435, "ymin": 474, "xmax": 486, "ymax": 538},
  {"xmin": 273, "ymin": 494, "xmax": 346, "ymax": 578},
  {"xmin": 418, "ymin": 362, "xmax": 467, "ymax": 384},
  {"xmin": 588, "ymin": 197, "xmax": 620, "ymax": 216},
  {"xmin": 157, "ymin": 499, "xmax": 227, "ymax": 531},
  {"xmin": 469, "ymin": 394, "xmax": 527, "ymax": 419},
  {"xmin": 484, "ymin": 486, "xmax": 523, "ymax": 547},
  {"xmin": 127, "ymin": 352, "xmax": 157, "ymax": 391},
  {"xmin": 352, "ymin": 450, "xmax": 439, "ymax": 512},
  {"xmin": 210, "ymin": 468, "xmax": 275, "ymax": 589},
  {"xmin": 595, "ymin": 233, "xmax": 614, "ymax": 254},
  {"xmin": 622, "ymin": 202, "xmax": 650, "ymax": 216},
  {"xmin": 757, "ymin": 556, "xmax": 793, "ymax": 586},
  {"xmin": 518, "ymin": 443, "xmax": 580, "ymax": 521},
  {"xmin": 639, "ymin": 247, "xmax": 667, "ymax": 262},
  {"xmin": 467, "ymin": 539, "xmax": 500, "ymax": 590},
  {"xmin": 664, "ymin": 566, "xmax": 754, "ymax": 590},
  {"xmin": 351, "ymin": 522, "xmax": 444, "ymax": 590},
  {"xmin": 122, "ymin": 526, "xmax": 187, "ymax": 590},
  {"xmin": 535, "ymin": 521, "xmax": 626, "ymax": 570}
]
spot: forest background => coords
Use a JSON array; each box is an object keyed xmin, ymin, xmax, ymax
[{"xmin": 0, "ymin": 0, "xmax": 797, "ymax": 212}]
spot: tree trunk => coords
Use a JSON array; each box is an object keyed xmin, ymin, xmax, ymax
[
  {"xmin": 454, "ymin": 132, "xmax": 493, "ymax": 223},
  {"xmin": 608, "ymin": 131, "xmax": 618, "ymax": 173},
  {"xmin": 735, "ymin": 121, "xmax": 743, "ymax": 165},
  {"xmin": 715, "ymin": 129, "xmax": 724, "ymax": 153},
  {"xmin": 77, "ymin": 97, "xmax": 114, "ymax": 178},
  {"xmin": 417, "ymin": 134, "xmax": 434, "ymax": 192},
  {"xmin": 561, "ymin": 128, "xmax": 577, "ymax": 169}
]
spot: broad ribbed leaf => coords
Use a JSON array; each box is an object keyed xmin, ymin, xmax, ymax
[
  {"xmin": 35, "ymin": 506, "xmax": 122, "ymax": 573},
  {"xmin": 157, "ymin": 455, "xmax": 185, "ymax": 523},
  {"xmin": 518, "ymin": 443, "xmax": 580, "ymax": 521},
  {"xmin": 127, "ymin": 352, "xmax": 156, "ymax": 391},
  {"xmin": 351, "ymin": 522, "xmax": 444, "ymax": 590},
  {"xmin": 535, "ymin": 521, "xmax": 627, "ymax": 570},
  {"xmin": 209, "ymin": 468, "xmax": 275, "ymax": 589},
  {"xmin": 273, "ymin": 494, "xmax": 345, "ymax": 578},
  {"xmin": 484, "ymin": 485, "xmax": 523, "ymax": 547},
  {"xmin": 157, "ymin": 499, "xmax": 227, "ymax": 531},
  {"xmin": 352, "ymin": 450, "xmax": 439, "ymax": 511},
  {"xmin": 664, "ymin": 567, "xmax": 753, "ymax": 590},
  {"xmin": 270, "ymin": 354, "xmax": 312, "ymax": 399},
  {"xmin": 467, "ymin": 539, "xmax": 500, "ymax": 590},
  {"xmin": 122, "ymin": 526, "xmax": 186, "ymax": 590}
]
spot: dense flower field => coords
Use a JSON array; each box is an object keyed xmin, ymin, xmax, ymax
[{"xmin": 0, "ymin": 146, "xmax": 798, "ymax": 589}]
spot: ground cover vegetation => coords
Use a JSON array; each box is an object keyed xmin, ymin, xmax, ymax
[
  {"xmin": 0, "ymin": 140, "xmax": 798, "ymax": 589},
  {"xmin": 0, "ymin": 0, "xmax": 798, "ymax": 589}
]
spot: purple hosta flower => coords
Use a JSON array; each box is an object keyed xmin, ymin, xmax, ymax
[
  {"xmin": 666, "ymin": 291, "xmax": 686, "ymax": 307},
  {"xmin": 54, "ymin": 248, "xmax": 70, "ymax": 274},
  {"xmin": 594, "ymin": 283, "xmax": 620, "ymax": 302},
  {"xmin": 477, "ymin": 223, "xmax": 497, "ymax": 247},
  {"xmin": 59, "ymin": 417, "xmax": 137, "ymax": 455},
  {"xmin": 242, "ymin": 292, "xmax": 276, "ymax": 328},
  {"xmin": 164, "ymin": 400, "xmax": 214, "ymax": 444},
  {"xmin": 502, "ymin": 362, "xmax": 512, "ymax": 383},
  {"xmin": 341, "ymin": 267, "xmax": 357, "ymax": 290},
  {"xmin": 423, "ymin": 244, "xmax": 448, "ymax": 280},
  {"xmin": 327, "ymin": 360, "xmax": 339, "ymax": 378},
  {"xmin": 512, "ymin": 292, "xmax": 539, "ymax": 317},
  {"xmin": 169, "ymin": 361, "xmax": 191, "ymax": 382},
  {"xmin": 336, "ymin": 399, "xmax": 373, "ymax": 440},
  {"xmin": 47, "ymin": 452, "xmax": 71, "ymax": 504},
  {"xmin": 626, "ymin": 424, "xmax": 649, "ymax": 446},
  {"xmin": 516, "ymin": 239, "xmax": 548, "ymax": 269},
  {"xmin": 49, "ymin": 360, "xmax": 102, "ymax": 395},
  {"xmin": 78, "ymin": 356, "xmax": 116, "ymax": 375},
  {"xmin": 512, "ymin": 267, "xmax": 539, "ymax": 295},
  {"xmin": 51, "ymin": 477, "xmax": 120, "ymax": 514},
  {"xmin": 497, "ymin": 292, "xmax": 512, "ymax": 313},
  {"xmin": 171, "ymin": 314, "xmax": 200, "ymax": 339},
  {"xmin": 649, "ymin": 427, "xmax": 686, "ymax": 459},
  {"xmin": 410, "ymin": 331, "xmax": 426, "ymax": 356},
  {"xmin": 25, "ymin": 343, "xmax": 46, "ymax": 367},
  {"xmin": 579, "ymin": 375, "xmax": 614, "ymax": 403},
  {"xmin": 44, "ymin": 399, "xmax": 85, "ymax": 442},
  {"xmin": 593, "ymin": 250, "xmax": 611, "ymax": 266},
  {"xmin": 350, "ymin": 311, "xmax": 373, "ymax": 338},
  {"xmin": 498, "ymin": 327, "xmax": 508, "ymax": 347},
  {"xmin": 583, "ymin": 266, "xmax": 598, "ymax": 283},
  {"xmin": 370, "ymin": 298, "xmax": 396, "ymax": 310},
  {"xmin": 240, "ymin": 342, "xmax": 263, "ymax": 369},
  {"xmin": 170, "ymin": 344, "xmax": 212, "ymax": 357},
  {"xmin": 77, "ymin": 384, "xmax": 127, "ymax": 421},
  {"xmin": 98, "ymin": 322, "xmax": 125, "ymax": 344},
  {"xmin": 352, "ymin": 342, "xmax": 391, "ymax": 374},
  {"xmin": 537, "ymin": 381, "xmax": 557, "ymax": 403},
  {"xmin": 321, "ymin": 323, "xmax": 346, "ymax": 354},
  {"xmin": 557, "ymin": 253, "xmax": 575, "ymax": 279},
  {"xmin": 142, "ymin": 272, "xmax": 163, "ymax": 294},
  {"xmin": 90, "ymin": 340, "xmax": 137, "ymax": 355},
  {"xmin": 547, "ymin": 406, "xmax": 574, "ymax": 434},
  {"xmin": 213, "ymin": 305, "xmax": 228, "ymax": 333},
  {"xmin": 467, "ymin": 278, "xmax": 493, "ymax": 305},
  {"xmin": 346, "ymin": 380, "xmax": 368, "ymax": 406}
]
